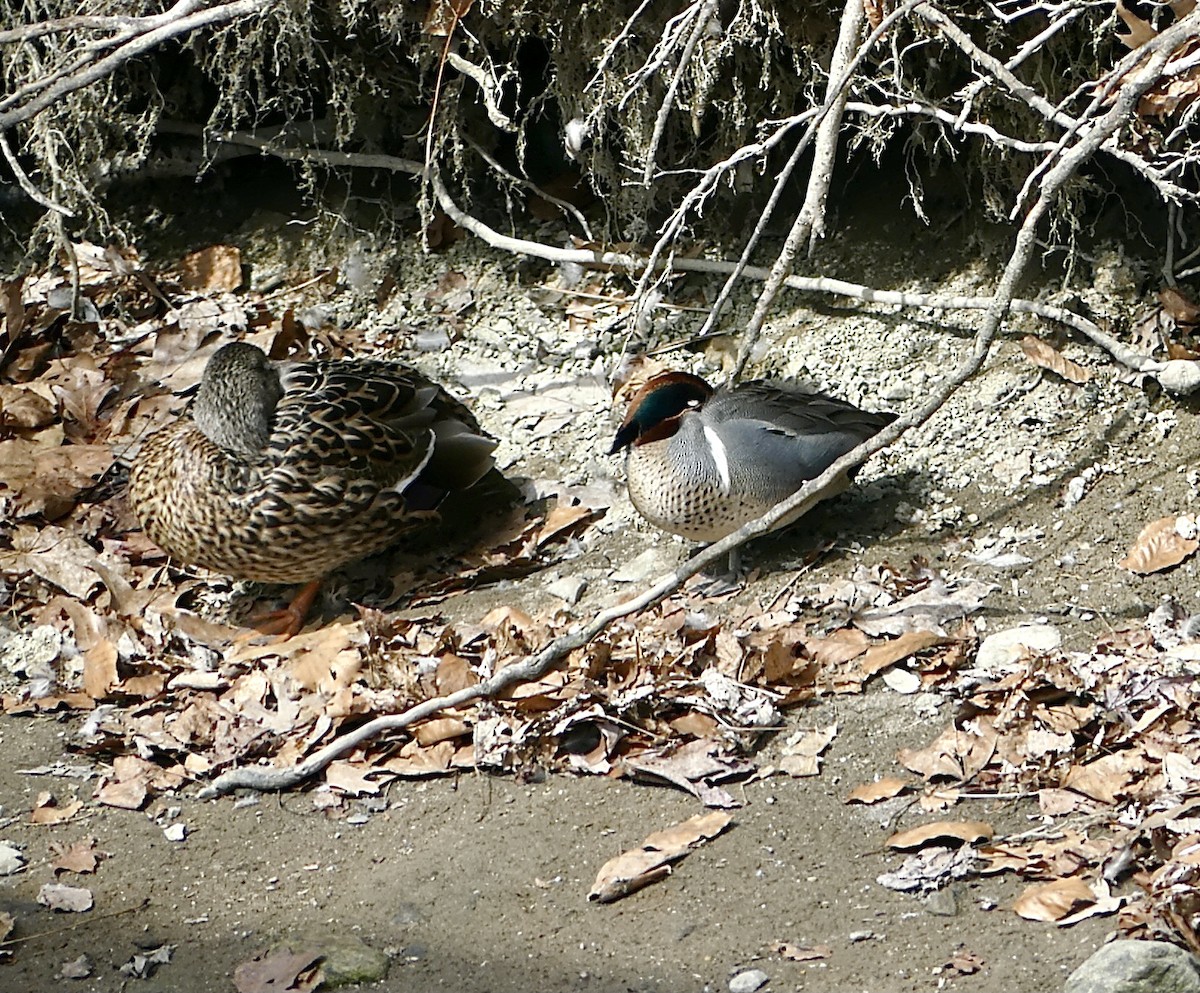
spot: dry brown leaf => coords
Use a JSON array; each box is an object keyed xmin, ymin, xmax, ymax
[
  {"xmin": 1115, "ymin": 0, "xmax": 1156, "ymax": 48},
  {"xmin": 779, "ymin": 724, "xmax": 837, "ymax": 777},
  {"xmin": 772, "ymin": 941, "xmax": 831, "ymax": 962},
  {"xmin": 414, "ymin": 717, "xmax": 470, "ymax": 746},
  {"xmin": 434, "ymin": 655, "xmax": 479, "ymax": 695},
  {"xmin": 1062, "ymin": 749, "xmax": 1143, "ymax": 805},
  {"xmin": 1119, "ymin": 516, "xmax": 1199, "ymax": 574},
  {"xmin": 0, "ymin": 384, "xmax": 55, "ymax": 429},
  {"xmin": 1160, "ymin": 285, "xmax": 1200, "ymax": 326},
  {"xmin": 805, "ymin": 626, "xmax": 870, "ymax": 666},
  {"xmin": 897, "ymin": 719, "xmax": 998, "ymax": 782},
  {"xmin": 669, "ymin": 711, "xmax": 719, "ymax": 738},
  {"xmin": 29, "ymin": 793, "xmax": 83, "ymax": 826},
  {"xmin": 177, "ymin": 245, "xmax": 243, "ymax": 293},
  {"xmin": 325, "ymin": 761, "xmax": 390, "ymax": 796},
  {"xmin": 50, "ymin": 837, "xmax": 104, "ymax": 876},
  {"xmin": 846, "ymin": 776, "xmax": 913, "ymax": 805},
  {"xmin": 10, "ymin": 525, "xmax": 105, "ymax": 598},
  {"xmin": 93, "ymin": 755, "xmax": 157, "ymax": 810},
  {"xmin": 536, "ymin": 502, "xmax": 605, "ymax": 547},
  {"xmin": 119, "ymin": 674, "xmax": 167, "ymax": 698},
  {"xmin": 859, "ymin": 629, "xmax": 946, "ymax": 678},
  {"xmin": 886, "ymin": 820, "xmax": 993, "ymax": 850},
  {"xmin": 1012, "ymin": 877, "xmax": 1095, "ymax": 922},
  {"xmin": 381, "ymin": 739, "xmax": 457, "ymax": 777},
  {"xmin": 233, "ymin": 949, "xmax": 322, "ymax": 993},
  {"xmin": 1019, "ymin": 335, "xmax": 1092, "ymax": 384},
  {"xmin": 943, "ymin": 947, "xmax": 985, "ymax": 977},
  {"xmin": 588, "ymin": 811, "xmax": 733, "ymax": 903},
  {"xmin": 83, "ymin": 641, "xmax": 118, "ymax": 699}
]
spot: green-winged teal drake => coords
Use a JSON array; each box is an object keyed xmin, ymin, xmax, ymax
[
  {"xmin": 610, "ymin": 370, "xmax": 896, "ymax": 568},
  {"xmin": 129, "ymin": 341, "xmax": 497, "ymax": 636}
]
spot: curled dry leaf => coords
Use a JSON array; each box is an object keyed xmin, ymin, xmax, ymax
[
  {"xmin": 1115, "ymin": 0, "xmax": 1156, "ymax": 49},
  {"xmin": 1012, "ymin": 876, "xmax": 1096, "ymax": 922},
  {"xmin": 1019, "ymin": 335, "xmax": 1092, "ymax": 384},
  {"xmin": 779, "ymin": 723, "xmax": 837, "ymax": 777},
  {"xmin": 233, "ymin": 949, "xmax": 322, "ymax": 993},
  {"xmin": 1160, "ymin": 285, "xmax": 1200, "ymax": 327},
  {"xmin": 1061, "ymin": 749, "xmax": 1144, "ymax": 805},
  {"xmin": 897, "ymin": 718, "xmax": 999, "ymax": 782},
  {"xmin": 886, "ymin": 820, "xmax": 993, "ymax": 850},
  {"xmin": 1119, "ymin": 516, "xmax": 1199, "ymax": 574},
  {"xmin": 588, "ymin": 811, "xmax": 733, "ymax": 903},
  {"xmin": 846, "ymin": 776, "xmax": 913, "ymax": 805},
  {"xmin": 858, "ymin": 629, "xmax": 946, "ymax": 679},
  {"xmin": 943, "ymin": 947, "xmax": 985, "ymax": 977},
  {"xmin": 30, "ymin": 793, "xmax": 83, "ymax": 826},
  {"xmin": 772, "ymin": 941, "xmax": 831, "ymax": 962}
]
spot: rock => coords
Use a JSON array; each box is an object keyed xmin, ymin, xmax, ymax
[
  {"xmin": 729, "ymin": 967, "xmax": 769, "ymax": 993},
  {"xmin": 57, "ymin": 953, "xmax": 93, "ymax": 980},
  {"xmin": 545, "ymin": 575, "xmax": 587, "ymax": 604},
  {"xmin": 976, "ymin": 624, "xmax": 1061, "ymax": 672},
  {"xmin": 271, "ymin": 932, "xmax": 390, "ymax": 988},
  {"xmin": 924, "ymin": 885, "xmax": 960, "ymax": 917},
  {"xmin": 0, "ymin": 843, "xmax": 25, "ymax": 876},
  {"xmin": 612, "ymin": 548, "xmax": 669, "ymax": 583},
  {"xmin": 1064, "ymin": 940, "xmax": 1200, "ymax": 993}
]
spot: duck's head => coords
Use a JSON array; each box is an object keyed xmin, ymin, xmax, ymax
[
  {"xmin": 192, "ymin": 341, "xmax": 285, "ymax": 457},
  {"xmin": 609, "ymin": 371, "xmax": 714, "ymax": 454}
]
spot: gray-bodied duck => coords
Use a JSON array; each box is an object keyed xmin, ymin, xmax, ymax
[
  {"xmin": 610, "ymin": 370, "xmax": 896, "ymax": 569},
  {"xmin": 128, "ymin": 341, "xmax": 497, "ymax": 636}
]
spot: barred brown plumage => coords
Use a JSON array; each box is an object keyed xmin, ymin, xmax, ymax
[{"xmin": 128, "ymin": 341, "xmax": 497, "ymax": 636}]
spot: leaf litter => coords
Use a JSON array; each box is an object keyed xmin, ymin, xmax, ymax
[{"xmin": 5, "ymin": 239, "xmax": 1200, "ymax": 960}]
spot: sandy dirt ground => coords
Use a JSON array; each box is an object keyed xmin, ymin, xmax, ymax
[{"xmin": 1, "ymin": 166, "xmax": 1196, "ymax": 992}]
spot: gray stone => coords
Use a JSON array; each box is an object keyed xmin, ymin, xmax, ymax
[
  {"xmin": 0, "ymin": 843, "xmax": 25, "ymax": 876},
  {"xmin": 924, "ymin": 884, "xmax": 960, "ymax": 917},
  {"xmin": 1064, "ymin": 940, "xmax": 1200, "ymax": 993},
  {"xmin": 729, "ymin": 968, "xmax": 769, "ymax": 993},
  {"xmin": 545, "ymin": 575, "xmax": 587, "ymax": 604},
  {"xmin": 976, "ymin": 624, "xmax": 1061, "ymax": 672}
]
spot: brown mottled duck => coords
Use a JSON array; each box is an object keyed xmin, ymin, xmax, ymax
[{"xmin": 128, "ymin": 341, "xmax": 497, "ymax": 637}]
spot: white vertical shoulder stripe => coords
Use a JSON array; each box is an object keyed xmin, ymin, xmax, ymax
[{"xmin": 703, "ymin": 424, "xmax": 732, "ymax": 495}]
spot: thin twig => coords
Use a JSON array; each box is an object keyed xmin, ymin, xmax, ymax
[
  {"xmin": 917, "ymin": 3, "xmax": 1192, "ymax": 203},
  {"xmin": 641, "ymin": 0, "xmax": 717, "ymax": 186},
  {"xmin": 799, "ymin": 0, "xmax": 865, "ymax": 255},
  {"xmin": 0, "ymin": 0, "xmax": 272, "ymax": 130},
  {"xmin": 0, "ymin": 131, "xmax": 74, "ymax": 216},
  {"xmin": 699, "ymin": 0, "xmax": 924, "ymax": 360}
]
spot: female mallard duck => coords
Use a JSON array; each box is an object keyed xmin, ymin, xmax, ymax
[
  {"xmin": 128, "ymin": 341, "xmax": 497, "ymax": 636},
  {"xmin": 610, "ymin": 371, "xmax": 896, "ymax": 567}
]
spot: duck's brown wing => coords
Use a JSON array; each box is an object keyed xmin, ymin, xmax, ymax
[{"xmin": 273, "ymin": 359, "xmax": 495, "ymax": 494}]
